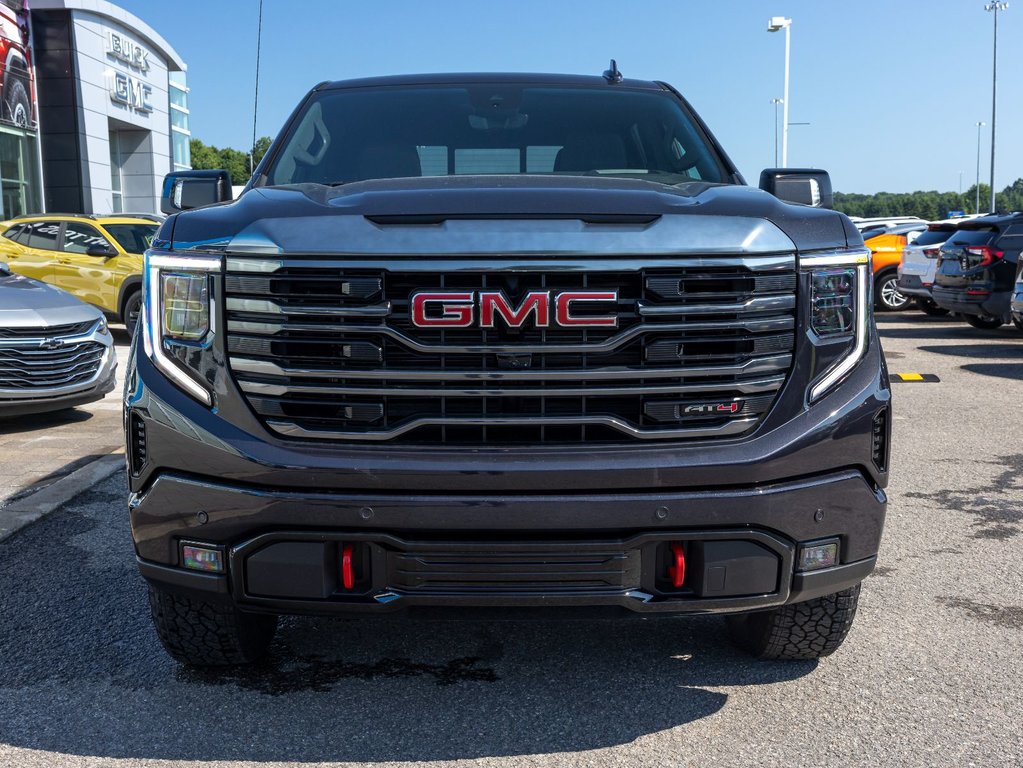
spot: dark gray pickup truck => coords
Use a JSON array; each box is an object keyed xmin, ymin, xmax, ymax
[{"xmin": 125, "ymin": 67, "xmax": 890, "ymax": 666}]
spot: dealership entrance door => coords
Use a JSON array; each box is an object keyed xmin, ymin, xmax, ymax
[{"xmin": 109, "ymin": 120, "xmax": 155, "ymax": 214}]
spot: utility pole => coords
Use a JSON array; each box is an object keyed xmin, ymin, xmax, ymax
[{"xmin": 985, "ymin": 2, "xmax": 1008, "ymax": 213}]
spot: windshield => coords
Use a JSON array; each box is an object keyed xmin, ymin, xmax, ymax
[
  {"xmin": 104, "ymin": 223, "xmax": 157, "ymax": 254},
  {"xmin": 264, "ymin": 84, "xmax": 728, "ymax": 187}
]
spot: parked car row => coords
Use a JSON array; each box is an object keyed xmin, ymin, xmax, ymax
[
  {"xmin": 0, "ymin": 212, "xmax": 159, "ymax": 331},
  {"xmin": 889, "ymin": 212, "xmax": 1023, "ymax": 331},
  {"xmin": 0, "ymin": 212, "xmax": 161, "ymax": 418}
]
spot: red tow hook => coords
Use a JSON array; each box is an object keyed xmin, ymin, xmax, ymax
[
  {"xmin": 668, "ymin": 542, "xmax": 686, "ymax": 588},
  {"xmin": 341, "ymin": 543, "xmax": 355, "ymax": 589}
]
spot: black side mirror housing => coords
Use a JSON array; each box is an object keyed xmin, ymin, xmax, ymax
[
  {"xmin": 86, "ymin": 245, "xmax": 118, "ymax": 258},
  {"xmin": 161, "ymin": 169, "xmax": 233, "ymax": 214},
  {"xmin": 759, "ymin": 168, "xmax": 834, "ymax": 209}
]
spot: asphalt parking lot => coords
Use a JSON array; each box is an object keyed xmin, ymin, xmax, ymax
[{"xmin": 0, "ymin": 312, "xmax": 1021, "ymax": 767}]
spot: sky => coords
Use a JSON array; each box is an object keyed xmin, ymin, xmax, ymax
[{"xmin": 116, "ymin": 0, "xmax": 1022, "ymax": 195}]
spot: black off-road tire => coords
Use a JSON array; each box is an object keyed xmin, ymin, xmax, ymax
[
  {"xmin": 965, "ymin": 314, "xmax": 1003, "ymax": 330},
  {"xmin": 726, "ymin": 584, "xmax": 861, "ymax": 660},
  {"xmin": 915, "ymin": 297, "xmax": 949, "ymax": 317},
  {"xmin": 148, "ymin": 586, "xmax": 278, "ymax": 666}
]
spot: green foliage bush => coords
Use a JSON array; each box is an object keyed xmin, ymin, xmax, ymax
[{"xmin": 188, "ymin": 137, "xmax": 273, "ymax": 186}]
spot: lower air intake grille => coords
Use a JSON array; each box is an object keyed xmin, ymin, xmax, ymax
[
  {"xmin": 387, "ymin": 543, "xmax": 640, "ymax": 594},
  {"xmin": 129, "ymin": 412, "xmax": 148, "ymax": 476},
  {"xmin": 872, "ymin": 407, "xmax": 890, "ymax": 472}
]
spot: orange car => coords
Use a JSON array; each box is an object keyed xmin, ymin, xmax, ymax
[{"xmin": 863, "ymin": 222, "xmax": 929, "ymax": 310}]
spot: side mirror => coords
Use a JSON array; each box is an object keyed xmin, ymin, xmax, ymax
[
  {"xmin": 759, "ymin": 168, "xmax": 834, "ymax": 209},
  {"xmin": 0, "ymin": 261, "xmax": 9, "ymax": 274},
  {"xmin": 161, "ymin": 169, "xmax": 233, "ymax": 214},
  {"xmin": 86, "ymin": 245, "xmax": 118, "ymax": 258}
]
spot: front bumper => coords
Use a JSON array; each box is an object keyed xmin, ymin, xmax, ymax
[
  {"xmin": 135, "ymin": 469, "xmax": 881, "ymax": 615},
  {"xmin": 931, "ymin": 286, "xmax": 1010, "ymax": 320},
  {"xmin": 0, "ymin": 343, "xmax": 116, "ymax": 417}
]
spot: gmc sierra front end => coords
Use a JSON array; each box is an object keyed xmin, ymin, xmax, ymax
[{"xmin": 125, "ymin": 71, "xmax": 890, "ymax": 665}]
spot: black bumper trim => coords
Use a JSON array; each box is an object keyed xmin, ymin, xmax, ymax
[
  {"xmin": 135, "ymin": 545, "xmax": 877, "ymax": 617},
  {"xmin": 790, "ymin": 556, "xmax": 876, "ymax": 602},
  {"xmin": 137, "ymin": 556, "xmax": 229, "ymax": 597}
]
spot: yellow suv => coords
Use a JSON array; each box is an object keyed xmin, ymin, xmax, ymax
[{"xmin": 0, "ymin": 214, "xmax": 161, "ymax": 331}]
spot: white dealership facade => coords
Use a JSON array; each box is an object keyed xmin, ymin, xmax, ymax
[{"xmin": 31, "ymin": 0, "xmax": 190, "ymax": 214}]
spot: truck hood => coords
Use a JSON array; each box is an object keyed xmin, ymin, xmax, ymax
[
  {"xmin": 0, "ymin": 269, "xmax": 102, "ymax": 329},
  {"xmin": 166, "ymin": 176, "xmax": 859, "ymax": 256}
]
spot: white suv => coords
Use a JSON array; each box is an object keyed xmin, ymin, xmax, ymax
[{"xmin": 898, "ymin": 223, "xmax": 960, "ymax": 314}]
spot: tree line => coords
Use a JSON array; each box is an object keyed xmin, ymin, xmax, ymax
[
  {"xmin": 834, "ymin": 178, "xmax": 1023, "ymax": 221},
  {"xmin": 189, "ymin": 137, "xmax": 273, "ymax": 186}
]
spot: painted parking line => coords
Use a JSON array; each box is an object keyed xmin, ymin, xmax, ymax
[{"xmin": 892, "ymin": 373, "xmax": 941, "ymax": 383}]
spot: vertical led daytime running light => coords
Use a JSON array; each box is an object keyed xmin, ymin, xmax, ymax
[
  {"xmin": 143, "ymin": 252, "xmax": 221, "ymax": 406},
  {"xmin": 803, "ymin": 249, "xmax": 870, "ymax": 402}
]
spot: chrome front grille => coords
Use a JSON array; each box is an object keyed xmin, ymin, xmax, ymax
[
  {"xmin": 0, "ymin": 322, "xmax": 105, "ymax": 393},
  {"xmin": 224, "ymin": 256, "xmax": 797, "ymax": 444},
  {"xmin": 0, "ymin": 320, "xmax": 95, "ymax": 339}
]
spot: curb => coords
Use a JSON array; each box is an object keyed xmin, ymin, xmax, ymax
[{"xmin": 0, "ymin": 452, "xmax": 124, "ymax": 543}]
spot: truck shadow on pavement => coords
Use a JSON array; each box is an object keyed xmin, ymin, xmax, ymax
[{"xmin": 0, "ymin": 476, "xmax": 816, "ymax": 763}]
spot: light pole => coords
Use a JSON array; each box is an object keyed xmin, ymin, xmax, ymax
[
  {"xmin": 767, "ymin": 17, "xmax": 792, "ymax": 167},
  {"xmin": 985, "ymin": 2, "xmax": 1008, "ymax": 213},
  {"xmin": 975, "ymin": 120, "xmax": 986, "ymax": 215},
  {"xmin": 771, "ymin": 98, "xmax": 783, "ymax": 166}
]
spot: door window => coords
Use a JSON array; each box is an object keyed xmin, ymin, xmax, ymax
[
  {"xmin": 62, "ymin": 222, "xmax": 113, "ymax": 254},
  {"xmin": 24, "ymin": 221, "xmax": 61, "ymax": 250}
]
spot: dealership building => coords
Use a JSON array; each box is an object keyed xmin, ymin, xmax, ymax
[{"xmin": 0, "ymin": 0, "xmax": 190, "ymax": 219}]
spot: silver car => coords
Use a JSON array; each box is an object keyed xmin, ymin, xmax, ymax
[{"xmin": 0, "ymin": 261, "xmax": 116, "ymax": 417}]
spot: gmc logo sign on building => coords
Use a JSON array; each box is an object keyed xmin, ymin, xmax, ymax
[{"xmin": 411, "ymin": 290, "xmax": 619, "ymax": 329}]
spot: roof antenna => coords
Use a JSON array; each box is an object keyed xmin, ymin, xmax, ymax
[{"xmin": 603, "ymin": 59, "xmax": 623, "ymax": 83}]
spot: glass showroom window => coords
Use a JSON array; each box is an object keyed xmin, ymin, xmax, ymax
[
  {"xmin": 0, "ymin": 128, "xmax": 40, "ymax": 218},
  {"xmin": 169, "ymin": 73, "xmax": 191, "ymax": 171}
]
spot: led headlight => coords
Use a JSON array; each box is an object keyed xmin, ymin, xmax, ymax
[
  {"xmin": 162, "ymin": 273, "xmax": 210, "ymax": 340},
  {"xmin": 811, "ymin": 269, "xmax": 856, "ymax": 337},
  {"xmin": 142, "ymin": 253, "xmax": 221, "ymax": 405},
  {"xmin": 802, "ymin": 248, "xmax": 870, "ymax": 402}
]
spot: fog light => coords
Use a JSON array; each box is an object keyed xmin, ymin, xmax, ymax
[
  {"xmin": 798, "ymin": 540, "xmax": 839, "ymax": 572},
  {"xmin": 181, "ymin": 543, "xmax": 224, "ymax": 573}
]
